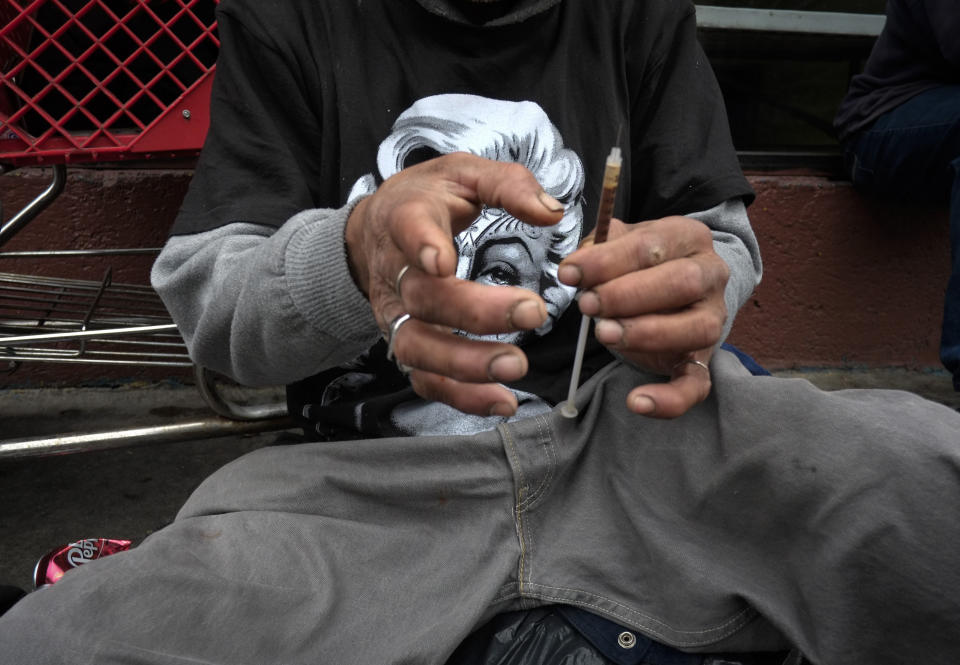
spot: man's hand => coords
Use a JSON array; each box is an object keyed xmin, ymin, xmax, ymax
[
  {"xmin": 345, "ymin": 152, "xmax": 565, "ymax": 417},
  {"xmin": 558, "ymin": 216, "xmax": 729, "ymax": 418}
]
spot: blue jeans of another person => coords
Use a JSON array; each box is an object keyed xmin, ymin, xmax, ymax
[{"xmin": 845, "ymin": 85, "xmax": 960, "ymax": 389}]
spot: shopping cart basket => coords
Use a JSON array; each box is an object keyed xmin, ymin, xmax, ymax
[
  {"xmin": 1, "ymin": 1, "xmax": 288, "ymax": 456},
  {"xmin": 0, "ymin": 0, "xmax": 217, "ymax": 166}
]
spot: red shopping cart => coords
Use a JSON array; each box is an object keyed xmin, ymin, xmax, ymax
[
  {"xmin": 1, "ymin": 1, "xmax": 288, "ymax": 457},
  {"xmin": 1, "ymin": 0, "xmax": 217, "ymax": 167}
]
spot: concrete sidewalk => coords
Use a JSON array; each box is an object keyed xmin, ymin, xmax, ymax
[
  {"xmin": 1, "ymin": 369, "xmax": 958, "ymax": 593},
  {"xmin": 0, "ymin": 382, "xmax": 295, "ymax": 592}
]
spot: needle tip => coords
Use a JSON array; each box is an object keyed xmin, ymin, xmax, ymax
[{"xmin": 560, "ymin": 402, "xmax": 578, "ymax": 419}]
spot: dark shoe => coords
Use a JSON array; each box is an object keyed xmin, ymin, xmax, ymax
[{"xmin": 0, "ymin": 585, "xmax": 26, "ymax": 617}]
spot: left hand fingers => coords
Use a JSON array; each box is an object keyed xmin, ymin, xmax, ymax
[
  {"xmin": 383, "ymin": 302, "xmax": 532, "ymax": 418},
  {"xmin": 625, "ymin": 352, "xmax": 713, "ymax": 419},
  {"xmin": 408, "ymin": 370, "xmax": 519, "ymax": 418},
  {"xmin": 397, "ymin": 266, "xmax": 548, "ymax": 334},
  {"xmin": 389, "ymin": 316, "xmax": 528, "ymax": 385}
]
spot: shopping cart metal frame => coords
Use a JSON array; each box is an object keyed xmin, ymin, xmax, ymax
[{"xmin": 1, "ymin": 0, "xmax": 289, "ymax": 458}]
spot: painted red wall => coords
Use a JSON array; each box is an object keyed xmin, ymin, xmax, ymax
[{"xmin": 729, "ymin": 175, "xmax": 950, "ymax": 370}]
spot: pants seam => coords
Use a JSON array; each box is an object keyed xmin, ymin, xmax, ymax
[
  {"xmin": 498, "ymin": 424, "xmax": 529, "ymax": 595},
  {"xmin": 515, "ymin": 414, "xmax": 557, "ymax": 511}
]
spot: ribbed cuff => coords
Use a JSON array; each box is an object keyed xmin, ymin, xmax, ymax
[{"xmin": 283, "ymin": 201, "xmax": 381, "ymax": 348}]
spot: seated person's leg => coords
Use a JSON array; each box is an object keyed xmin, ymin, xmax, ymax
[
  {"xmin": 846, "ymin": 85, "xmax": 960, "ymax": 388},
  {"xmin": 515, "ymin": 352, "xmax": 960, "ymax": 664},
  {"xmin": 3, "ymin": 356, "xmax": 958, "ymax": 664},
  {"xmin": 846, "ymin": 85, "xmax": 960, "ymax": 204},
  {"xmin": 0, "ymin": 430, "xmax": 528, "ymax": 664}
]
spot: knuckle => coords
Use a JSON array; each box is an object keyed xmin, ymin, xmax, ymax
[
  {"xmin": 404, "ymin": 281, "xmax": 479, "ymax": 329},
  {"xmin": 444, "ymin": 151, "xmax": 473, "ymax": 167},
  {"xmin": 702, "ymin": 250, "xmax": 729, "ymax": 283},
  {"xmin": 390, "ymin": 199, "xmax": 431, "ymax": 227},
  {"xmin": 675, "ymin": 259, "xmax": 707, "ymax": 299},
  {"xmin": 486, "ymin": 162, "xmax": 533, "ymax": 206},
  {"xmin": 389, "ymin": 324, "xmax": 413, "ymax": 359},
  {"xmin": 500, "ymin": 161, "xmax": 531, "ymax": 181},
  {"xmin": 409, "ymin": 373, "xmax": 445, "ymax": 403},
  {"xmin": 412, "ymin": 373, "xmax": 488, "ymax": 416},
  {"xmin": 699, "ymin": 376, "xmax": 713, "ymax": 399},
  {"xmin": 691, "ymin": 376, "xmax": 713, "ymax": 406},
  {"xmin": 656, "ymin": 397, "xmax": 684, "ymax": 420},
  {"xmin": 693, "ymin": 313, "xmax": 724, "ymax": 346},
  {"xmin": 373, "ymin": 294, "xmax": 403, "ymax": 331},
  {"xmin": 398, "ymin": 327, "xmax": 487, "ymax": 383},
  {"xmin": 676, "ymin": 215, "xmax": 710, "ymax": 241},
  {"xmin": 432, "ymin": 348, "xmax": 479, "ymax": 382},
  {"xmin": 407, "ymin": 294, "xmax": 440, "ymax": 323},
  {"xmin": 690, "ymin": 217, "xmax": 712, "ymax": 240},
  {"xmin": 624, "ymin": 318, "xmax": 661, "ymax": 350}
]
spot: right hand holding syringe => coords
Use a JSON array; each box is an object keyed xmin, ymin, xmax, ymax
[{"xmin": 556, "ymin": 201, "xmax": 730, "ymax": 419}]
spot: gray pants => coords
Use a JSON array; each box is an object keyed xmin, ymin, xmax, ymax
[{"xmin": 2, "ymin": 350, "xmax": 959, "ymax": 664}]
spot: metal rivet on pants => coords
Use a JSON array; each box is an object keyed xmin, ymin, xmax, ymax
[{"xmin": 617, "ymin": 631, "xmax": 637, "ymax": 649}]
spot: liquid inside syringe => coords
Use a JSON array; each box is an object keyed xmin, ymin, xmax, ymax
[{"xmin": 560, "ymin": 145, "xmax": 622, "ymax": 418}]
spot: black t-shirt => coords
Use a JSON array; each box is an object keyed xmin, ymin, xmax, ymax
[{"xmin": 175, "ymin": 0, "xmax": 753, "ymax": 439}]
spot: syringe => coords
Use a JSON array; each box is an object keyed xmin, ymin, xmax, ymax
[{"xmin": 560, "ymin": 145, "xmax": 622, "ymax": 418}]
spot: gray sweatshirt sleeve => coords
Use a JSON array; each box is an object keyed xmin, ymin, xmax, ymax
[
  {"xmin": 151, "ymin": 202, "xmax": 381, "ymax": 386},
  {"xmin": 152, "ymin": 197, "xmax": 760, "ymax": 386},
  {"xmin": 687, "ymin": 197, "xmax": 763, "ymax": 345}
]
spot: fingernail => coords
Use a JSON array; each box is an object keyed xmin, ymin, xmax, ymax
[
  {"xmin": 594, "ymin": 318, "xmax": 623, "ymax": 344},
  {"xmin": 488, "ymin": 353, "xmax": 526, "ymax": 382},
  {"xmin": 578, "ymin": 291, "xmax": 600, "ymax": 316},
  {"xmin": 508, "ymin": 299, "xmax": 547, "ymax": 330},
  {"xmin": 538, "ymin": 190, "xmax": 564, "ymax": 212},
  {"xmin": 419, "ymin": 246, "xmax": 439, "ymax": 275},
  {"xmin": 489, "ymin": 402, "xmax": 517, "ymax": 418},
  {"xmin": 631, "ymin": 394, "xmax": 656, "ymax": 414},
  {"xmin": 558, "ymin": 264, "xmax": 582, "ymax": 286}
]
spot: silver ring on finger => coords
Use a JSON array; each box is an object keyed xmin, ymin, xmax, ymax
[
  {"xmin": 384, "ymin": 312, "xmax": 413, "ymax": 374},
  {"xmin": 674, "ymin": 358, "xmax": 710, "ymax": 374},
  {"xmin": 395, "ymin": 264, "xmax": 411, "ymax": 295}
]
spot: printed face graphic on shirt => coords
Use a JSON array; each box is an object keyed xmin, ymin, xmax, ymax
[{"xmin": 349, "ymin": 93, "xmax": 586, "ymax": 346}]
